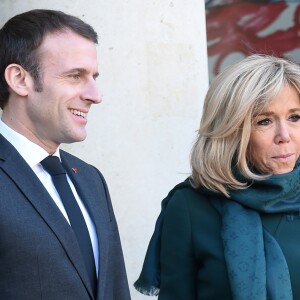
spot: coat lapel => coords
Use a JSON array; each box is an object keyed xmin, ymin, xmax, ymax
[
  {"xmin": 61, "ymin": 153, "xmax": 111, "ymax": 300},
  {"xmin": 0, "ymin": 136, "xmax": 94, "ymax": 299}
]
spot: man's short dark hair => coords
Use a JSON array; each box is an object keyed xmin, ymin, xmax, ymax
[{"xmin": 0, "ymin": 9, "xmax": 98, "ymax": 109}]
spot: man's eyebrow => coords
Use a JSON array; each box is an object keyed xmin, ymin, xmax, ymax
[
  {"xmin": 63, "ymin": 68, "xmax": 85, "ymax": 74},
  {"xmin": 63, "ymin": 68, "xmax": 99, "ymax": 76}
]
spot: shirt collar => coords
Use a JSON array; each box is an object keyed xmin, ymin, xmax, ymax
[{"xmin": 0, "ymin": 119, "xmax": 60, "ymax": 168}]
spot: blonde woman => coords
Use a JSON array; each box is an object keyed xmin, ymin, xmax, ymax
[{"xmin": 135, "ymin": 54, "xmax": 300, "ymax": 300}]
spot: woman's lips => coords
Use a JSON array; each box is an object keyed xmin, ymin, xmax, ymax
[{"xmin": 272, "ymin": 153, "xmax": 294, "ymax": 160}]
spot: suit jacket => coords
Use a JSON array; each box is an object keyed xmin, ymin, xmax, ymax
[{"xmin": 0, "ymin": 134, "xmax": 131, "ymax": 300}]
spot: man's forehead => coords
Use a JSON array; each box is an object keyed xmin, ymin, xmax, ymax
[{"xmin": 38, "ymin": 29, "xmax": 96, "ymax": 52}]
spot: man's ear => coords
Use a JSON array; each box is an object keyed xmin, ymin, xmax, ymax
[{"xmin": 4, "ymin": 64, "xmax": 31, "ymax": 97}]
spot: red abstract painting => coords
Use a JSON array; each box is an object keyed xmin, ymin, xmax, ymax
[{"xmin": 206, "ymin": 0, "xmax": 300, "ymax": 79}]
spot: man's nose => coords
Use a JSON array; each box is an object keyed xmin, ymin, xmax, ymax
[{"xmin": 81, "ymin": 79, "xmax": 102, "ymax": 104}]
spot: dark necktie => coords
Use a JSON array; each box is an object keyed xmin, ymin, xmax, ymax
[{"xmin": 41, "ymin": 156, "xmax": 97, "ymax": 296}]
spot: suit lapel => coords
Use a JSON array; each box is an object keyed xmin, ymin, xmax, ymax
[
  {"xmin": 61, "ymin": 153, "xmax": 110, "ymax": 300},
  {"xmin": 0, "ymin": 136, "xmax": 94, "ymax": 299}
]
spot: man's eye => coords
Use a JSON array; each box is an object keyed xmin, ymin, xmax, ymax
[
  {"xmin": 290, "ymin": 114, "xmax": 300, "ymax": 122},
  {"xmin": 70, "ymin": 73, "xmax": 80, "ymax": 80},
  {"xmin": 257, "ymin": 118, "xmax": 271, "ymax": 126}
]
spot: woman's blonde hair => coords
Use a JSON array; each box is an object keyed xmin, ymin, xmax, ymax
[{"xmin": 191, "ymin": 54, "xmax": 300, "ymax": 197}]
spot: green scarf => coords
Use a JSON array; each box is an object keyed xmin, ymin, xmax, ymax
[{"xmin": 135, "ymin": 160, "xmax": 300, "ymax": 299}]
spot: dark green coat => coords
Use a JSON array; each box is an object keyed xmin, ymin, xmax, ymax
[{"xmin": 159, "ymin": 186, "xmax": 300, "ymax": 300}]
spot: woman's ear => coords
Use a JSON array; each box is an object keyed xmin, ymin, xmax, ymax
[{"xmin": 4, "ymin": 64, "xmax": 31, "ymax": 97}]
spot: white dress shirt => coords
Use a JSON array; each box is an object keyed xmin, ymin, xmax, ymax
[{"xmin": 0, "ymin": 120, "xmax": 99, "ymax": 275}]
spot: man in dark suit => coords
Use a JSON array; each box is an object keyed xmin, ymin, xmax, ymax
[{"xmin": 0, "ymin": 9, "xmax": 131, "ymax": 300}]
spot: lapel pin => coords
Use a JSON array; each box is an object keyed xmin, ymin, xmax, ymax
[{"xmin": 72, "ymin": 167, "xmax": 78, "ymax": 173}]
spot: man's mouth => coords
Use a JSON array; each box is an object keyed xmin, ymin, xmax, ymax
[{"xmin": 70, "ymin": 109, "xmax": 87, "ymax": 119}]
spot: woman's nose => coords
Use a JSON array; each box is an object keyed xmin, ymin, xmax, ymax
[{"xmin": 274, "ymin": 123, "xmax": 290, "ymax": 144}]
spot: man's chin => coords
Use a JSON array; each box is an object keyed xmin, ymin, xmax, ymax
[{"xmin": 63, "ymin": 134, "xmax": 87, "ymax": 144}]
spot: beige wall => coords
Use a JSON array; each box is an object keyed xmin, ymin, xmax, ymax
[{"xmin": 0, "ymin": 1, "xmax": 208, "ymax": 298}]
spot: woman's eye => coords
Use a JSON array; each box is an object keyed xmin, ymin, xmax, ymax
[
  {"xmin": 290, "ymin": 114, "xmax": 300, "ymax": 122},
  {"xmin": 257, "ymin": 118, "xmax": 271, "ymax": 126}
]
